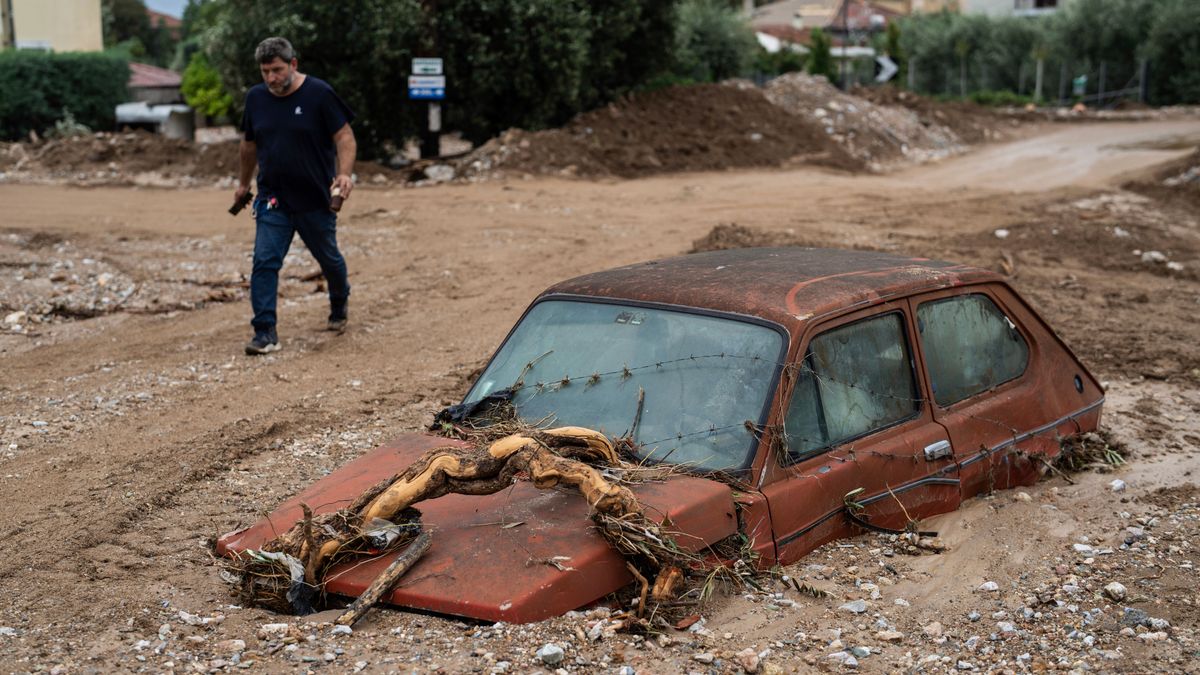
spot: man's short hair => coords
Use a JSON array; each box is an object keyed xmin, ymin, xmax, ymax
[{"xmin": 255, "ymin": 37, "xmax": 295, "ymax": 64}]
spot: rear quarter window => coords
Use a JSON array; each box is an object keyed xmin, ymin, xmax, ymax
[{"xmin": 917, "ymin": 293, "xmax": 1029, "ymax": 406}]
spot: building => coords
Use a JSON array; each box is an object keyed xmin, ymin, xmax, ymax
[
  {"xmin": 1, "ymin": 0, "xmax": 103, "ymax": 52},
  {"xmin": 128, "ymin": 61, "xmax": 182, "ymax": 105},
  {"xmin": 960, "ymin": 0, "xmax": 1069, "ymax": 16}
]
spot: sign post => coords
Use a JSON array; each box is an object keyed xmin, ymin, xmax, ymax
[{"xmin": 408, "ymin": 59, "xmax": 445, "ymax": 159}]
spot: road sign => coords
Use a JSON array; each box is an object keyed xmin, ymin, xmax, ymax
[
  {"xmin": 412, "ymin": 58, "xmax": 443, "ymax": 75},
  {"xmin": 409, "ymin": 75, "xmax": 446, "ymax": 101},
  {"xmin": 875, "ymin": 55, "xmax": 898, "ymax": 83}
]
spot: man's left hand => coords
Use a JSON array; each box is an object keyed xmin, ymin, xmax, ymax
[{"xmin": 332, "ymin": 174, "xmax": 353, "ymax": 200}]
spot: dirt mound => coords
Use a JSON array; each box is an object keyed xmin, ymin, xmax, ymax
[
  {"xmin": 689, "ymin": 222, "xmax": 823, "ymax": 253},
  {"xmin": 1126, "ymin": 148, "xmax": 1200, "ymax": 212},
  {"xmin": 4, "ymin": 131, "xmax": 240, "ymax": 184},
  {"xmin": 459, "ymin": 83, "xmax": 861, "ymax": 180},
  {"xmin": 853, "ymin": 85, "xmax": 1014, "ymax": 144},
  {"xmin": 765, "ymin": 73, "xmax": 964, "ymax": 168}
]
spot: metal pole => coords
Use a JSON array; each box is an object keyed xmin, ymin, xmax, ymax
[
  {"xmin": 1098, "ymin": 61, "xmax": 1106, "ymax": 107},
  {"xmin": 840, "ymin": 0, "xmax": 849, "ymax": 89}
]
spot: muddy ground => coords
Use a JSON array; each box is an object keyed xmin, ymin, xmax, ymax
[{"xmin": 1, "ymin": 119, "xmax": 1200, "ymax": 674}]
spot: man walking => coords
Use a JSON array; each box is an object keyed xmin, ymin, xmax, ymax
[{"xmin": 235, "ymin": 37, "xmax": 356, "ymax": 355}]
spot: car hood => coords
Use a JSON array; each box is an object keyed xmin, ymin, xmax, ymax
[{"xmin": 216, "ymin": 433, "xmax": 739, "ymax": 623}]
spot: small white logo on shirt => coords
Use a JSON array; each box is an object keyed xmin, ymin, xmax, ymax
[{"xmin": 294, "ymin": 106, "xmax": 302, "ymax": 115}]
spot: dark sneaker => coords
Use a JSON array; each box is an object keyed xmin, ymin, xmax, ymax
[
  {"xmin": 327, "ymin": 301, "xmax": 348, "ymax": 333},
  {"xmin": 245, "ymin": 328, "xmax": 280, "ymax": 355}
]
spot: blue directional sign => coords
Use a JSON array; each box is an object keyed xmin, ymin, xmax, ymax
[{"xmin": 409, "ymin": 75, "xmax": 446, "ymax": 101}]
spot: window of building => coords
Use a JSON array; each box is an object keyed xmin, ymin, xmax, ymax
[
  {"xmin": 917, "ymin": 294, "xmax": 1029, "ymax": 406},
  {"xmin": 784, "ymin": 313, "xmax": 918, "ymax": 460}
]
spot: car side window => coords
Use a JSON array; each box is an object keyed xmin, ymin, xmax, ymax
[
  {"xmin": 784, "ymin": 312, "xmax": 919, "ymax": 461},
  {"xmin": 917, "ymin": 293, "xmax": 1029, "ymax": 407}
]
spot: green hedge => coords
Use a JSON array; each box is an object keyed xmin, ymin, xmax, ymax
[{"xmin": 0, "ymin": 51, "xmax": 130, "ymax": 141}]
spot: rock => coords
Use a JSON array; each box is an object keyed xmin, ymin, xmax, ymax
[
  {"xmin": 4, "ymin": 311, "xmax": 25, "ymax": 324},
  {"xmin": 876, "ymin": 630, "xmax": 904, "ymax": 642},
  {"xmin": 1121, "ymin": 608, "xmax": 1150, "ymax": 627},
  {"xmin": 0, "ymin": 627, "xmax": 17, "ymax": 637},
  {"xmin": 893, "ymin": 598, "xmax": 910, "ymax": 607},
  {"xmin": 839, "ymin": 599, "xmax": 868, "ymax": 614},
  {"xmin": 1141, "ymin": 250, "xmax": 1166, "ymax": 263},
  {"xmin": 957, "ymin": 660, "xmax": 975, "ymax": 670},
  {"xmin": 424, "ymin": 164, "xmax": 456, "ymax": 183},
  {"xmin": 213, "ymin": 639, "xmax": 246, "ymax": 653},
  {"xmin": 257, "ymin": 623, "xmax": 291, "ymax": 640},
  {"xmin": 849, "ymin": 646, "xmax": 870, "ymax": 658},
  {"xmin": 1149, "ymin": 617, "xmax": 1170, "ymax": 630},
  {"xmin": 1014, "ymin": 492, "xmax": 1032, "ymax": 502},
  {"xmin": 617, "ymin": 667, "xmax": 635, "ymax": 675},
  {"xmin": 1104, "ymin": 582, "xmax": 1127, "ymax": 601},
  {"xmin": 977, "ymin": 581, "xmax": 999, "ymax": 592},
  {"xmin": 827, "ymin": 652, "xmax": 858, "ymax": 668},
  {"xmin": 923, "ymin": 622, "xmax": 944, "ymax": 638},
  {"xmin": 1110, "ymin": 479, "xmax": 1127, "ymax": 492},
  {"xmin": 1138, "ymin": 631, "xmax": 1168, "ymax": 642},
  {"xmin": 536, "ymin": 644, "xmax": 564, "ymax": 665},
  {"xmin": 994, "ymin": 228, "xmax": 1010, "ymax": 239},
  {"xmin": 331, "ymin": 625, "xmax": 353, "ymax": 636},
  {"xmin": 968, "ymin": 611, "xmax": 981, "ymax": 622},
  {"xmin": 1073, "ymin": 543, "xmax": 1095, "ymax": 555},
  {"xmin": 692, "ymin": 652, "xmax": 715, "ymax": 664},
  {"xmin": 735, "ymin": 647, "xmax": 760, "ymax": 673},
  {"xmin": 997, "ymin": 622, "xmax": 1016, "ymax": 634}
]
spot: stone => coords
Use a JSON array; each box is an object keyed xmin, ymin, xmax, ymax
[
  {"xmin": 876, "ymin": 630, "xmax": 904, "ymax": 642},
  {"xmin": 735, "ymin": 647, "xmax": 760, "ymax": 673},
  {"xmin": 214, "ymin": 639, "xmax": 246, "ymax": 653},
  {"xmin": 1104, "ymin": 582, "xmax": 1127, "ymax": 601},
  {"xmin": 1073, "ymin": 544, "xmax": 1095, "ymax": 555},
  {"xmin": 839, "ymin": 600, "xmax": 868, "ymax": 614},
  {"xmin": 1138, "ymin": 631, "xmax": 1168, "ymax": 642},
  {"xmin": 692, "ymin": 653, "xmax": 715, "ymax": 664},
  {"xmin": 978, "ymin": 581, "xmax": 999, "ymax": 592},
  {"xmin": 536, "ymin": 644, "xmax": 564, "ymax": 665},
  {"xmin": 1110, "ymin": 479, "xmax": 1127, "ymax": 492},
  {"xmin": 923, "ymin": 622, "xmax": 944, "ymax": 638},
  {"xmin": 258, "ymin": 623, "xmax": 291, "ymax": 640},
  {"xmin": 1120, "ymin": 608, "xmax": 1150, "ymax": 627},
  {"xmin": 849, "ymin": 646, "xmax": 870, "ymax": 658},
  {"xmin": 997, "ymin": 622, "xmax": 1016, "ymax": 634},
  {"xmin": 331, "ymin": 625, "xmax": 353, "ymax": 636},
  {"xmin": 1014, "ymin": 492, "xmax": 1032, "ymax": 502},
  {"xmin": 957, "ymin": 661, "xmax": 975, "ymax": 670},
  {"xmin": 968, "ymin": 611, "xmax": 981, "ymax": 622}
]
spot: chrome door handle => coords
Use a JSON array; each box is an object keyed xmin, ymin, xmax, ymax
[{"xmin": 924, "ymin": 440, "xmax": 952, "ymax": 461}]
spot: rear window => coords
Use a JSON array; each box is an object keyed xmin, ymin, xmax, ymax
[
  {"xmin": 784, "ymin": 312, "xmax": 919, "ymax": 460},
  {"xmin": 917, "ymin": 293, "xmax": 1029, "ymax": 406}
]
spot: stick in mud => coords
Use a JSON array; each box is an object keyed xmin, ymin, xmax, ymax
[{"xmin": 335, "ymin": 530, "xmax": 433, "ymax": 627}]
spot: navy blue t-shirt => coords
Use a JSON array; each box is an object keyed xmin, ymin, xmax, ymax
[{"xmin": 241, "ymin": 76, "xmax": 354, "ymax": 213}]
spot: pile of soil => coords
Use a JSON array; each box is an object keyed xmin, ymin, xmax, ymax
[
  {"xmin": 459, "ymin": 83, "xmax": 861, "ymax": 180},
  {"xmin": 1126, "ymin": 148, "xmax": 1200, "ymax": 212},
  {"xmin": 765, "ymin": 73, "xmax": 964, "ymax": 168},
  {"xmin": 0, "ymin": 131, "xmax": 240, "ymax": 184},
  {"xmin": 853, "ymin": 85, "xmax": 1014, "ymax": 144}
]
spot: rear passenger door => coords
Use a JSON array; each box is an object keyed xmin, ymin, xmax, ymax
[
  {"xmin": 912, "ymin": 287, "xmax": 1050, "ymax": 497},
  {"xmin": 764, "ymin": 307, "xmax": 960, "ymax": 564}
]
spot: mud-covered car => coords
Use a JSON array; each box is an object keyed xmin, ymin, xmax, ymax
[{"xmin": 218, "ymin": 247, "xmax": 1104, "ymax": 622}]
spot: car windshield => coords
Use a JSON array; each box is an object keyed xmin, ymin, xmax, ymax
[{"xmin": 464, "ymin": 300, "xmax": 784, "ymax": 472}]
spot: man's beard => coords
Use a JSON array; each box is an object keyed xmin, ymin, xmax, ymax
[{"xmin": 268, "ymin": 73, "xmax": 294, "ymax": 95}]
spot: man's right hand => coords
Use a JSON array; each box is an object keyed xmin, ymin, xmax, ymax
[{"xmin": 235, "ymin": 183, "xmax": 250, "ymax": 202}]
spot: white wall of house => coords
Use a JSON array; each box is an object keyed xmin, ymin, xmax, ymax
[{"xmin": 9, "ymin": 0, "xmax": 103, "ymax": 52}]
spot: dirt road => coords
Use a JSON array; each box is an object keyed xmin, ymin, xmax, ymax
[{"xmin": 1, "ymin": 119, "xmax": 1199, "ymax": 673}]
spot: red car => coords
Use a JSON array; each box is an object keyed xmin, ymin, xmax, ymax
[{"xmin": 218, "ymin": 247, "xmax": 1103, "ymax": 623}]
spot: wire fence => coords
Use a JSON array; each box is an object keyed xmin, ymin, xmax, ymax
[{"xmin": 903, "ymin": 54, "xmax": 1148, "ymax": 108}]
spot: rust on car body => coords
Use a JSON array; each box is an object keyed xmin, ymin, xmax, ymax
[{"xmin": 219, "ymin": 247, "xmax": 1104, "ymax": 622}]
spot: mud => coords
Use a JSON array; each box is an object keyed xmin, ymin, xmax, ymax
[{"xmin": 1, "ymin": 119, "xmax": 1199, "ymax": 673}]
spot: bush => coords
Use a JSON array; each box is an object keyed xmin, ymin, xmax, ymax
[
  {"xmin": 968, "ymin": 90, "xmax": 1034, "ymax": 106},
  {"xmin": 755, "ymin": 46, "xmax": 807, "ymax": 78},
  {"xmin": 181, "ymin": 51, "xmax": 233, "ymax": 118},
  {"xmin": 0, "ymin": 51, "xmax": 129, "ymax": 141}
]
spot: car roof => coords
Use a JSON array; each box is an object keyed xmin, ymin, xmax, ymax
[{"xmin": 541, "ymin": 247, "xmax": 1003, "ymax": 333}]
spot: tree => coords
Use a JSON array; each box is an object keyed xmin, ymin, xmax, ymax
[
  {"xmin": 1143, "ymin": 0, "xmax": 1200, "ymax": 104},
  {"xmin": 807, "ymin": 28, "xmax": 837, "ymax": 82},
  {"xmin": 672, "ymin": 0, "xmax": 758, "ymax": 83},
  {"xmin": 883, "ymin": 21, "xmax": 905, "ymax": 85},
  {"xmin": 102, "ymin": 0, "xmax": 176, "ymax": 66}
]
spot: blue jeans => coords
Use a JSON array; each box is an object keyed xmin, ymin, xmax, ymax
[{"xmin": 251, "ymin": 200, "xmax": 349, "ymax": 331}]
